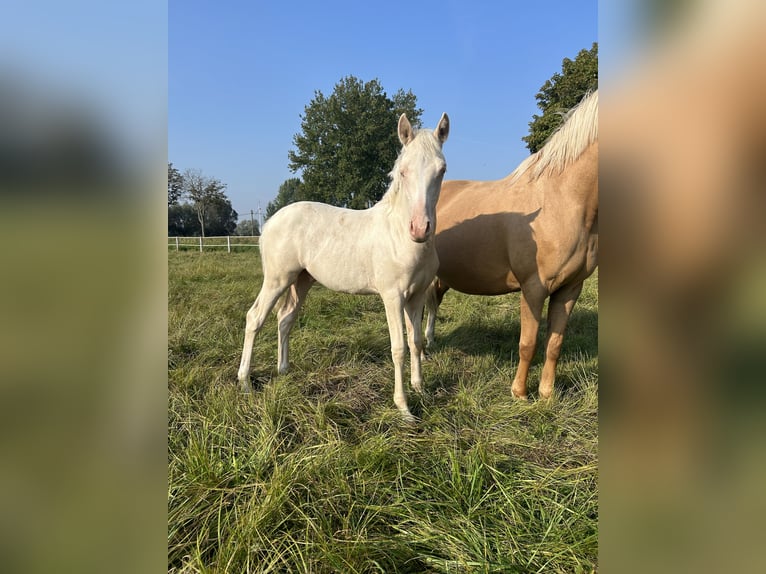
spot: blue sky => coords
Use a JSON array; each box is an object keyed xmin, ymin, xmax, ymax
[{"xmin": 169, "ymin": 1, "xmax": 597, "ymax": 220}]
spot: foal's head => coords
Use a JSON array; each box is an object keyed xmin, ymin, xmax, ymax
[{"xmin": 394, "ymin": 113, "xmax": 450, "ymax": 242}]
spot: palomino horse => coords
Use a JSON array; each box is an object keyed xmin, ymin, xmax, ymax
[
  {"xmin": 238, "ymin": 113, "xmax": 450, "ymax": 420},
  {"xmin": 425, "ymin": 90, "xmax": 597, "ymax": 400}
]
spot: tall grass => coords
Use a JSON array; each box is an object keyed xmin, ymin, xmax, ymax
[{"xmin": 169, "ymin": 251, "xmax": 598, "ymax": 573}]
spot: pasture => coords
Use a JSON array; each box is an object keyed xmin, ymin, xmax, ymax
[{"xmin": 168, "ymin": 250, "xmax": 598, "ymax": 573}]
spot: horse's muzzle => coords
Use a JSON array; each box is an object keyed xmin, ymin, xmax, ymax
[{"xmin": 409, "ymin": 218, "xmax": 432, "ymax": 243}]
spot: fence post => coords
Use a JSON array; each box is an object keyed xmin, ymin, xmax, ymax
[
  {"xmin": 227, "ymin": 236, "xmax": 231, "ymax": 253},
  {"xmin": 175, "ymin": 237, "xmax": 179, "ymax": 251},
  {"xmin": 199, "ymin": 237, "xmax": 203, "ymax": 252}
]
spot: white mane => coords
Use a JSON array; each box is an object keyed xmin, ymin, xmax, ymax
[{"xmin": 510, "ymin": 90, "xmax": 598, "ymax": 183}]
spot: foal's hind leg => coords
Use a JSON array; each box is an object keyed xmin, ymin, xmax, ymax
[
  {"xmin": 237, "ymin": 277, "xmax": 291, "ymax": 391},
  {"xmin": 538, "ymin": 281, "xmax": 583, "ymax": 399},
  {"xmin": 424, "ymin": 279, "xmax": 449, "ymax": 349},
  {"xmin": 276, "ymin": 271, "xmax": 314, "ymax": 374}
]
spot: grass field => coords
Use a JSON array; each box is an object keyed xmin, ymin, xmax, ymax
[{"xmin": 168, "ymin": 251, "xmax": 598, "ymax": 573}]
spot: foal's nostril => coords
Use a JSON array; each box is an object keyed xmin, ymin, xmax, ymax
[{"xmin": 409, "ymin": 218, "xmax": 430, "ymax": 241}]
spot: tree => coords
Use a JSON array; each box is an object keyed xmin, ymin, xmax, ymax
[
  {"xmin": 522, "ymin": 43, "xmax": 598, "ymax": 153},
  {"xmin": 168, "ymin": 203, "xmax": 199, "ymax": 236},
  {"xmin": 266, "ymin": 177, "xmax": 304, "ymax": 219},
  {"xmin": 288, "ymin": 76, "xmax": 423, "ymax": 209},
  {"xmin": 203, "ymin": 195, "xmax": 238, "ymax": 236},
  {"xmin": 168, "ymin": 162, "xmax": 184, "ymax": 206},
  {"xmin": 168, "ymin": 197, "xmax": 237, "ymax": 236},
  {"xmin": 235, "ymin": 219, "xmax": 260, "ymax": 236},
  {"xmin": 183, "ymin": 168, "xmax": 228, "ymax": 239}
]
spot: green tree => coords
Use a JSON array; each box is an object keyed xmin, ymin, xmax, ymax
[
  {"xmin": 168, "ymin": 203, "xmax": 199, "ymax": 236},
  {"xmin": 168, "ymin": 198, "xmax": 237, "ymax": 236},
  {"xmin": 288, "ymin": 76, "xmax": 423, "ymax": 209},
  {"xmin": 204, "ymin": 196, "xmax": 238, "ymax": 236},
  {"xmin": 266, "ymin": 177, "xmax": 304, "ymax": 219},
  {"xmin": 168, "ymin": 162, "xmax": 184, "ymax": 206},
  {"xmin": 235, "ymin": 219, "xmax": 260, "ymax": 236},
  {"xmin": 182, "ymin": 168, "xmax": 229, "ymax": 239},
  {"xmin": 522, "ymin": 43, "xmax": 598, "ymax": 153}
]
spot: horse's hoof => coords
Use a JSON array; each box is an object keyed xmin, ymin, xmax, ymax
[{"xmin": 400, "ymin": 410, "xmax": 417, "ymax": 424}]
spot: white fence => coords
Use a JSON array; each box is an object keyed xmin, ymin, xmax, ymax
[{"xmin": 168, "ymin": 236, "xmax": 260, "ymax": 252}]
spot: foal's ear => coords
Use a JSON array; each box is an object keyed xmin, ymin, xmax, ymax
[
  {"xmin": 434, "ymin": 112, "xmax": 450, "ymax": 144},
  {"xmin": 398, "ymin": 114, "xmax": 414, "ymax": 145}
]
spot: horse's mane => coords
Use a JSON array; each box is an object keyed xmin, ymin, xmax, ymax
[{"xmin": 509, "ymin": 90, "xmax": 598, "ymax": 183}]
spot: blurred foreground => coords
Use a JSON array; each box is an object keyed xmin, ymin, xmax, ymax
[
  {"xmin": 0, "ymin": 2, "xmax": 166, "ymax": 573},
  {"xmin": 601, "ymin": 0, "xmax": 766, "ymax": 571}
]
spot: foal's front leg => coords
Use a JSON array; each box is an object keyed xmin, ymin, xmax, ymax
[{"xmin": 382, "ymin": 294, "xmax": 414, "ymax": 421}]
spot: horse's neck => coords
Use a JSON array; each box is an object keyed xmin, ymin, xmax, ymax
[
  {"xmin": 538, "ymin": 142, "xmax": 598, "ymax": 221},
  {"xmin": 378, "ymin": 181, "xmax": 409, "ymax": 231}
]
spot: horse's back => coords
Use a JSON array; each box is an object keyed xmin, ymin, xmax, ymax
[
  {"xmin": 260, "ymin": 200, "xmax": 316, "ymax": 253},
  {"xmin": 261, "ymin": 202, "xmax": 335, "ymax": 271},
  {"xmin": 260, "ymin": 201, "xmax": 380, "ymax": 292},
  {"xmin": 263, "ymin": 201, "xmax": 358, "ymax": 247},
  {"xmin": 263, "ymin": 201, "xmax": 338, "ymax": 231}
]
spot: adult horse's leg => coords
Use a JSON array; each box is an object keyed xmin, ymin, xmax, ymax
[
  {"xmin": 382, "ymin": 293, "xmax": 414, "ymax": 421},
  {"xmin": 404, "ymin": 291, "xmax": 427, "ymax": 393},
  {"xmin": 511, "ymin": 285, "xmax": 546, "ymax": 400},
  {"xmin": 237, "ymin": 276, "xmax": 291, "ymax": 392},
  {"xmin": 539, "ymin": 281, "xmax": 584, "ymax": 399},
  {"xmin": 424, "ymin": 278, "xmax": 449, "ymax": 349},
  {"xmin": 276, "ymin": 270, "xmax": 314, "ymax": 374}
]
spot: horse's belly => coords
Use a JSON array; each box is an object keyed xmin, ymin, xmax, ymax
[
  {"xmin": 308, "ymin": 265, "xmax": 378, "ymax": 295},
  {"xmin": 319, "ymin": 279, "xmax": 377, "ymax": 295},
  {"xmin": 438, "ymin": 263, "xmax": 520, "ymax": 295}
]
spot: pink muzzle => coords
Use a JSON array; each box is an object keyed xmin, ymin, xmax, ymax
[{"xmin": 409, "ymin": 216, "xmax": 432, "ymax": 242}]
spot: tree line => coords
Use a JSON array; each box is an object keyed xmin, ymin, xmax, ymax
[
  {"xmin": 169, "ymin": 44, "xmax": 596, "ymax": 236},
  {"xmin": 168, "ymin": 166, "xmax": 258, "ymax": 237}
]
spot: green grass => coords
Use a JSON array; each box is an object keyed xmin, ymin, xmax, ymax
[{"xmin": 169, "ymin": 251, "xmax": 598, "ymax": 573}]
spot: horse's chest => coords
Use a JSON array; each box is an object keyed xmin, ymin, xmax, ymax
[
  {"xmin": 544, "ymin": 231, "xmax": 598, "ymax": 292},
  {"xmin": 405, "ymin": 256, "xmax": 439, "ymax": 296},
  {"xmin": 383, "ymin": 250, "xmax": 437, "ymax": 295}
]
